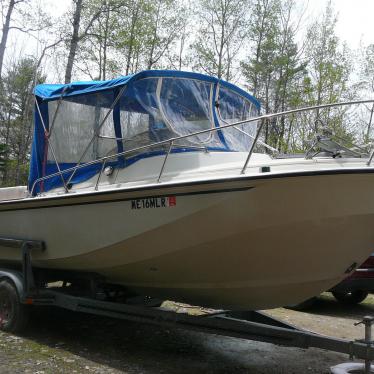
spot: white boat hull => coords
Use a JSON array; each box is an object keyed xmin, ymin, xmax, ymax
[{"xmin": 0, "ymin": 170, "xmax": 374, "ymax": 310}]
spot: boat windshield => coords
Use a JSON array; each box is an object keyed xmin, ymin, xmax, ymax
[{"xmin": 30, "ymin": 72, "xmax": 260, "ymax": 193}]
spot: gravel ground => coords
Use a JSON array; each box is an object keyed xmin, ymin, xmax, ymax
[{"xmin": 1, "ymin": 293, "xmax": 374, "ymax": 373}]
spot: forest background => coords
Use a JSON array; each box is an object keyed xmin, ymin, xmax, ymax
[{"xmin": 0, "ymin": 0, "xmax": 373, "ymax": 186}]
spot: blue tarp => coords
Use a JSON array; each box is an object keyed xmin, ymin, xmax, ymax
[
  {"xmin": 29, "ymin": 70, "xmax": 260, "ymax": 195},
  {"xmin": 34, "ymin": 70, "xmax": 260, "ymax": 107}
]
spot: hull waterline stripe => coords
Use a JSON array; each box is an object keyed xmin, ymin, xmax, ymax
[
  {"xmin": 0, "ymin": 186, "xmax": 253, "ymax": 212},
  {"xmin": 1, "ymin": 167, "xmax": 374, "ymax": 212}
]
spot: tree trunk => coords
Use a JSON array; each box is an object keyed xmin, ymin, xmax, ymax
[
  {"xmin": 178, "ymin": 24, "xmax": 186, "ymax": 70},
  {"xmin": 0, "ymin": 0, "xmax": 16, "ymax": 79},
  {"xmin": 2, "ymin": 96, "xmax": 13, "ymax": 184},
  {"xmin": 125, "ymin": 4, "xmax": 139, "ymax": 75},
  {"xmin": 147, "ymin": 3, "xmax": 158, "ymax": 70},
  {"xmin": 252, "ymin": 1, "xmax": 269, "ymax": 96},
  {"xmin": 217, "ymin": 15, "xmax": 225, "ymax": 79},
  {"xmin": 65, "ymin": 0, "xmax": 83, "ymax": 84},
  {"xmin": 102, "ymin": 5, "xmax": 110, "ymax": 80},
  {"xmin": 366, "ymin": 102, "xmax": 374, "ymax": 141}
]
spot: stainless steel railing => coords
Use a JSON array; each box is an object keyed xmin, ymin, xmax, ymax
[{"xmin": 30, "ymin": 99, "xmax": 374, "ymax": 196}]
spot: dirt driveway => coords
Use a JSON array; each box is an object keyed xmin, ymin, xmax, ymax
[{"xmin": 1, "ymin": 293, "xmax": 374, "ymax": 374}]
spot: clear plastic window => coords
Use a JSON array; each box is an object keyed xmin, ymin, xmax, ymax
[
  {"xmin": 159, "ymin": 78, "xmax": 216, "ymax": 144},
  {"xmin": 217, "ymin": 86, "xmax": 258, "ymax": 151},
  {"xmin": 46, "ymin": 78, "xmax": 259, "ymax": 169},
  {"xmin": 48, "ymin": 91, "xmax": 117, "ymax": 164}
]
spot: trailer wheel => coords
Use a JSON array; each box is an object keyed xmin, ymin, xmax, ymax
[
  {"xmin": 0, "ymin": 280, "xmax": 29, "ymax": 333},
  {"xmin": 332, "ymin": 290, "xmax": 369, "ymax": 305}
]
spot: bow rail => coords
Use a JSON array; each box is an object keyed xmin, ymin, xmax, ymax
[{"xmin": 30, "ymin": 99, "xmax": 374, "ymax": 196}]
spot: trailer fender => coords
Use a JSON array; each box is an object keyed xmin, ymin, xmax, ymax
[{"xmin": 0, "ymin": 269, "xmax": 24, "ymax": 299}]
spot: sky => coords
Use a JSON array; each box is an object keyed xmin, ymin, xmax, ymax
[
  {"xmin": 309, "ymin": 0, "xmax": 374, "ymax": 48},
  {"xmin": 40, "ymin": 0, "xmax": 374, "ymax": 49},
  {"xmin": 4, "ymin": 0, "xmax": 374, "ymax": 82}
]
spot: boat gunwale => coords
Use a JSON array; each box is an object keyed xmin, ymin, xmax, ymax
[{"xmin": 1, "ymin": 167, "xmax": 374, "ymax": 212}]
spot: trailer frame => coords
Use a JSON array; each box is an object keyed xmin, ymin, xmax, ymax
[{"xmin": 0, "ymin": 237, "xmax": 374, "ymax": 370}]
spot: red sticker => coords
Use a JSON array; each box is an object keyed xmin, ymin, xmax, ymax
[{"xmin": 168, "ymin": 196, "xmax": 176, "ymax": 207}]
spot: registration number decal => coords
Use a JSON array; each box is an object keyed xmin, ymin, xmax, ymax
[{"xmin": 131, "ymin": 196, "xmax": 176, "ymax": 209}]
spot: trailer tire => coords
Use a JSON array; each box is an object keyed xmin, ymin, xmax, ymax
[
  {"xmin": 332, "ymin": 290, "xmax": 368, "ymax": 305},
  {"xmin": 0, "ymin": 279, "xmax": 29, "ymax": 333}
]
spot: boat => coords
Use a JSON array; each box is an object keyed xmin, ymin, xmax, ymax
[{"xmin": 0, "ymin": 69, "xmax": 374, "ymax": 310}]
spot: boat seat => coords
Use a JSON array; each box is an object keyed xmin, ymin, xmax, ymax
[{"xmin": 0, "ymin": 186, "xmax": 28, "ymax": 201}]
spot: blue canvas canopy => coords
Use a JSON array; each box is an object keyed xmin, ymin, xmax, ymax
[{"xmin": 29, "ymin": 70, "xmax": 260, "ymax": 195}]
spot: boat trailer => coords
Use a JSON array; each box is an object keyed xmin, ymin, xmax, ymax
[{"xmin": 0, "ymin": 238, "xmax": 374, "ymax": 373}]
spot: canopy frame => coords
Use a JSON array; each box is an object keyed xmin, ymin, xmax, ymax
[{"xmin": 29, "ymin": 70, "xmax": 261, "ymax": 195}]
